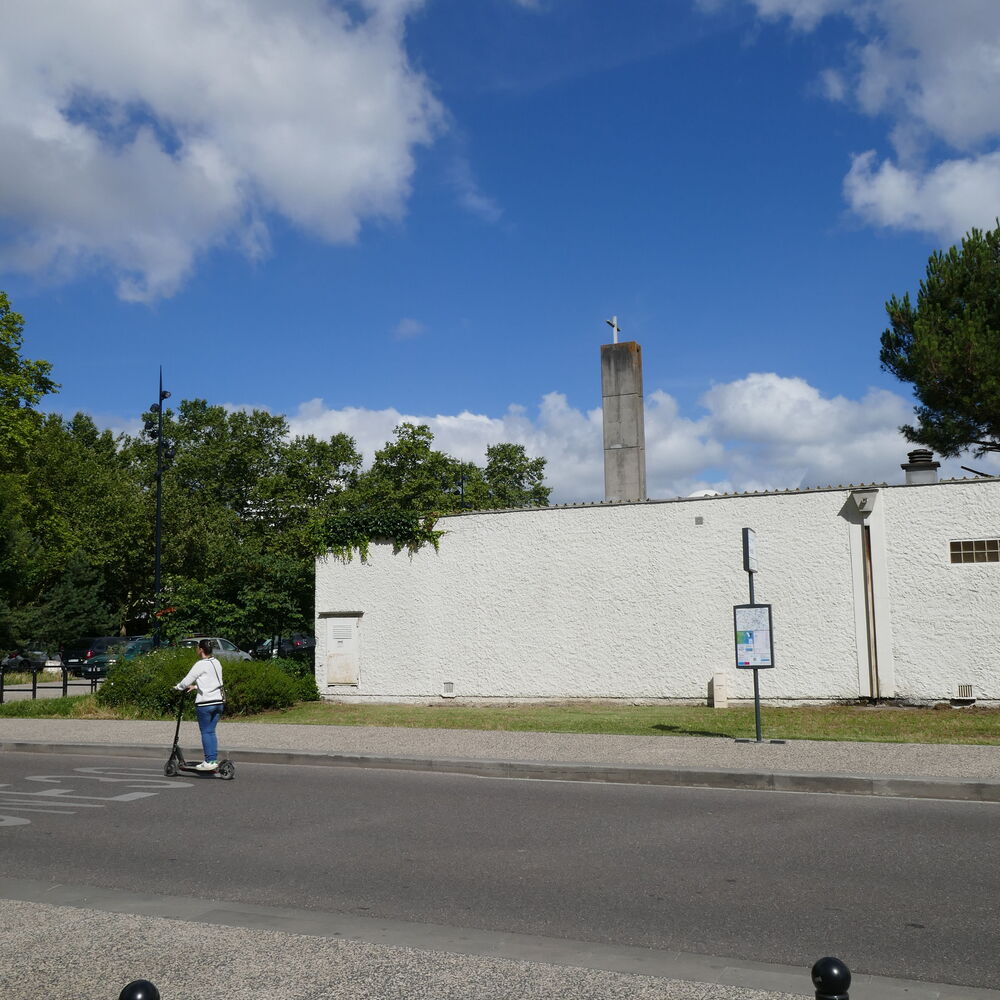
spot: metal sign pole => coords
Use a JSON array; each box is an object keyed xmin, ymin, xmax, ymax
[
  {"xmin": 734, "ymin": 527, "xmax": 784, "ymax": 746},
  {"xmin": 752, "ymin": 668, "xmax": 762, "ymax": 742},
  {"xmin": 749, "ymin": 568, "xmax": 763, "ymax": 742}
]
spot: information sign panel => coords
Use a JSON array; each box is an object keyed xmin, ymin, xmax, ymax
[{"xmin": 733, "ymin": 603, "xmax": 774, "ymax": 669}]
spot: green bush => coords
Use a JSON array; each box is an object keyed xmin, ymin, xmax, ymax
[
  {"xmin": 96, "ymin": 648, "xmax": 186, "ymax": 716},
  {"xmin": 97, "ymin": 648, "xmax": 317, "ymax": 717},
  {"xmin": 269, "ymin": 656, "xmax": 319, "ymax": 702}
]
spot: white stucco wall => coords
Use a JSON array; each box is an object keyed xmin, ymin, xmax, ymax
[
  {"xmin": 315, "ymin": 479, "xmax": 1000, "ymax": 703},
  {"xmin": 880, "ymin": 481, "xmax": 1000, "ymax": 701}
]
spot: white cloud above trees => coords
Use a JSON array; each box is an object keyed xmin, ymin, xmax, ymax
[
  {"xmin": 706, "ymin": 0, "xmax": 1000, "ymax": 241},
  {"xmin": 0, "ymin": 0, "xmax": 441, "ymax": 301},
  {"xmin": 279, "ymin": 372, "xmax": 986, "ymax": 503}
]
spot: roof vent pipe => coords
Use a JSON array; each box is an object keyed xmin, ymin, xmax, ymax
[{"xmin": 901, "ymin": 449, "xmax": 940, "ymax": 485}]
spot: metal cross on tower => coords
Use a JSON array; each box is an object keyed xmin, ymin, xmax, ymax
[{"xmin": 605, "ymin": 315, "xmax": 620, "ymax": 344}]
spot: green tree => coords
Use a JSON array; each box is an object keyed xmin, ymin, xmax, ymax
[
  {"xmin": 1, "ymin": 549, "xmax": 116, "ymax": 648},
  {"xmin": 127, "ymin": 400, "xmax": 361, "ymax": 641},
  {"xmin": 0, "ymin": 291, "xmax": 58, "ymax": 470},
  {"xmin": 355, "ymin": 423, "xmax": 467, "ymax": 514},
  {"xmin": 880, "ymin": 222, "xmax": 1000, "ymax": 456},
  {"xmin": 0, "ymin": 413, "xmax": 143, "ymax": 644},
  {"xmin": 483, "ymin": 442, "xmax": 551, "ymax": 508},
  {"xmin": 352, "ymin": 424, "xmax": 551, "ymax": 515}
]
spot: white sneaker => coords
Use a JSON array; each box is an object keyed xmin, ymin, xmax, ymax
[{"xmin": 195, "ymin": 761, "xmax": 218, "ymax": 771}]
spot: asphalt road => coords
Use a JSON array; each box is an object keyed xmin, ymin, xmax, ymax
[{"xmin": 2, "ymin": 751, "xmax": 998, "ymax": 989}]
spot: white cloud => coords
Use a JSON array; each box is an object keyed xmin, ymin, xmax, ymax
[
  {"xmin": 272, "ymin": 373, "xmax": 977, "ymax": 503},
  {"xmin": 731, "ymin": 0, "xmax": 852, "ymax": 31},
  {"xmin": 448, "ymin": 156, "xmax": 503, "ymax": 224},
  {"xmin": 0, "ymin": 0, "xmax": 442, "ymax": 300},
  {"xmin": 819, "ymin": 68, "xmax": 847, "ymax": 102},
  {"xmin": 845, "ymin": 149, "xmax": 1000, "ymax": 240},
  {"xmin": 706, "ymin": 0, "xmax": 1000, "ymax": 241},
  {"xmin": 94, "ymin": 371, "xmax": 994, "ymax": 502},
  {"xmin": 393, "ymin": 317, "xmax": 428, "ymax": 340},
  {"xmin": 700, "ymin": 373, "xmax": 917, "ymax": 491}
]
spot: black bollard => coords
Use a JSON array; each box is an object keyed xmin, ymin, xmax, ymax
[
  {"xmin": 119, "ymin": 980, "xmax": 161, "ymax": 1000},
  {"xmin": 812, "ymin": 956, "xmax": 851, "ymax": 1000}
]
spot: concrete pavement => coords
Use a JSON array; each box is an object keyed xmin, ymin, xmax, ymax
[{"xmin": 3, "ymin": 718, "xmax": 1000, "ymax": 1000}]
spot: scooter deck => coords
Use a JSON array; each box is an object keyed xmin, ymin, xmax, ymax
[{"xmin": 164, "ymin": 750, "xmax": 235, "ymax": 780}]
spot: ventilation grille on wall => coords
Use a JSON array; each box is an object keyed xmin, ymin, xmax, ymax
[{"xmin": 957, "ymin": 684, "xmax": 975, "ymax": 700}]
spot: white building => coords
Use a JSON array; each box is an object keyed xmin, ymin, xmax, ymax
[{"xmin": 314, "ymin": 456, "xmax": 1000, "ymax": 705}]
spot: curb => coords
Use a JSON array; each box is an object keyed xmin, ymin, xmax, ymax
[{"xmin": 4, "ymin": 740, "xmax": 1000, "ymax": 801}]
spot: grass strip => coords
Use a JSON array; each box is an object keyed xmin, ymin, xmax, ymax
[
  {"xmin": 4, "ymin": 697, "xmax": 1000, "ymax": 744},
  {"xmin": 0, "ymin": 695, "xmax": 149, "ymax": 719},
  {"xmin": 216, "ymin": 700, "xmax": 1000, "ymax": 744}
]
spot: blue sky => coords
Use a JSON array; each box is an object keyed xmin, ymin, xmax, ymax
[{"xmin": 4, "ymin": 0, "xmax": 1000, "ymax": 501}]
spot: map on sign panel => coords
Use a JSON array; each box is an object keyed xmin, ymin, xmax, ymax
[{"xmin": 734, "ymin": 605, "xmax": 773, "ymax": 668}]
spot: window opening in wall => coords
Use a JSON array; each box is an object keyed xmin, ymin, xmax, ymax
[{"xmin": 951, "ymin": 539, "xmax": 1000, "ymax": 563}]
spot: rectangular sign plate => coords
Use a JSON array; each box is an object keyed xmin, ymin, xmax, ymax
[{"xmin": 734, "ymin": 603, "xmax": 774, "ymax": 669}]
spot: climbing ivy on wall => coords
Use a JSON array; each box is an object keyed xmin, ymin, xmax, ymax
[{"xmin": 319, "ymin": 510, "xmax": 442, "ymax": 562}]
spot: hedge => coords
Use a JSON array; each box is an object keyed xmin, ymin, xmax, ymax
[{"xmin": 96, "ymin": 647, "xmax": 318, "ymax": 718}]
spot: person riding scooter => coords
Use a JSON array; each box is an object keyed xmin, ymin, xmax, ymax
[{"xmin": 173, "ymin": 638, "xmax": 225, "ymax": 771}]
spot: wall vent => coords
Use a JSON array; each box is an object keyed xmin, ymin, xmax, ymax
[
  {"xmin": 957, "ymin": 684, "xmax": 974, "ymax": 700},
  {"xmin": 441, "ymin": 681, "xmax": 456, "ymax": 698}
]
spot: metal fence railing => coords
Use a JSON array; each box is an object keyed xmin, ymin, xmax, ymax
[{"xmin": 0, "ymin": 665, "xmax": 100, "ymax": 704}]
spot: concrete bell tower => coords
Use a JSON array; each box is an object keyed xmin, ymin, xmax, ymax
[{"xmin": 601, "ymin": 322, "xmax": 646, "ymax": 501}]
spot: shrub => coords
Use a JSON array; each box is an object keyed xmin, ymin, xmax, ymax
[
  {"xmin": 270, "ymin": 656, "xmax": 319, "ymax": 702},
  {"xmin": 97, "ymin": 648, "xmax": 317, "ymax": 717},
  {"xmin": 96, "ymin": 648, "xmax": 187, "ymax": 717},
  {"xmin": 222, "ymin": 660, "xmax": 301, "ymax": 715}
]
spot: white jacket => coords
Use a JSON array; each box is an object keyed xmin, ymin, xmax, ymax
[{"xmin": 175, "ymin": 656, "xmax": 225, "ymax": 706}]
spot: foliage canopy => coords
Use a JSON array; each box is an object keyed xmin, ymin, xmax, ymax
[
  {"xmin": 0, "ymin": 291, "xmax": 58, "ymax": 471},
  {"xmin": 881, "ymin": 222, "xmax": 1000, "ymax": 456},
  {"xmin": 0, "ymin": 292, "xmax": 553, "ymax": 650}
]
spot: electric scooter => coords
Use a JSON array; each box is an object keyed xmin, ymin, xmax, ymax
[{"xmin": 163, "ymin": 691, "xmax": 235, "ymax": 780}]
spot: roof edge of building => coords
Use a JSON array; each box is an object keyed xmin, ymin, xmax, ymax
[{"xmin": 440, "ymin": 475, "xmax": 1000, "ymax": 519}]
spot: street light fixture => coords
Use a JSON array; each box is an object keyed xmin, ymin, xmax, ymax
[{"xmin": 148, "ymin": 367, "xmax": 174, "ymax": 644}]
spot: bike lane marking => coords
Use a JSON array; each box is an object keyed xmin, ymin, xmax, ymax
[{"xmin": 0, "ymin": 765, "xmax": 192, "ymax": 826}]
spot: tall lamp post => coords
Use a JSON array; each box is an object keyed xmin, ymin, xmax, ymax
[{"xmin": 146, "ymin": 368, "xmax": 173, "ymax": 644}]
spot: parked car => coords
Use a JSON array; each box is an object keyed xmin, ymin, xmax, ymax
[
  {"xmin": 177, "ymin": 636, "xmax": 252, "ymax": 661},
  {"xmin": 3, "ymin": 647, "xmax": 54, "ymax": 670},
  {"xmin": 79, "ymin": 637, "xmax": 155, "ymax": 679},
  {"xmin": 252, "ymin": 634, "xmax": 316, "ymax": 661},
  {"xmin": 25, "ymin": 649, "xmax": 50, "ymax": 671},
  {"xmin": 63, "ymin": 637, "xmax": 124, "ymax": 676},
  {"xmin": 1, "ymin": 653, "xmax": 23, "ymax": 673}
]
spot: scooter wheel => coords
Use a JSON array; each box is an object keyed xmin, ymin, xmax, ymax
[
  {"xmin": 164, "ymin": 758, "xmax": 179, "ymax": 777},
  {"xmin": 217, "ymin": 760, "xmax": 235, "ymax": 780}
]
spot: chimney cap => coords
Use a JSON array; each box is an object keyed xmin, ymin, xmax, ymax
[
  {"xmin": 901, "ymin": 448, "xmax": 940, "ymax": 485},
  {"xmin": 903, "ymin": 448, "xmax": 938, "ymax": 467}
]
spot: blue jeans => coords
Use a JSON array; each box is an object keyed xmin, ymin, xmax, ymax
[{"xmin": 196, "ymin": 703, "xmax": 223, "ymax": 762}]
